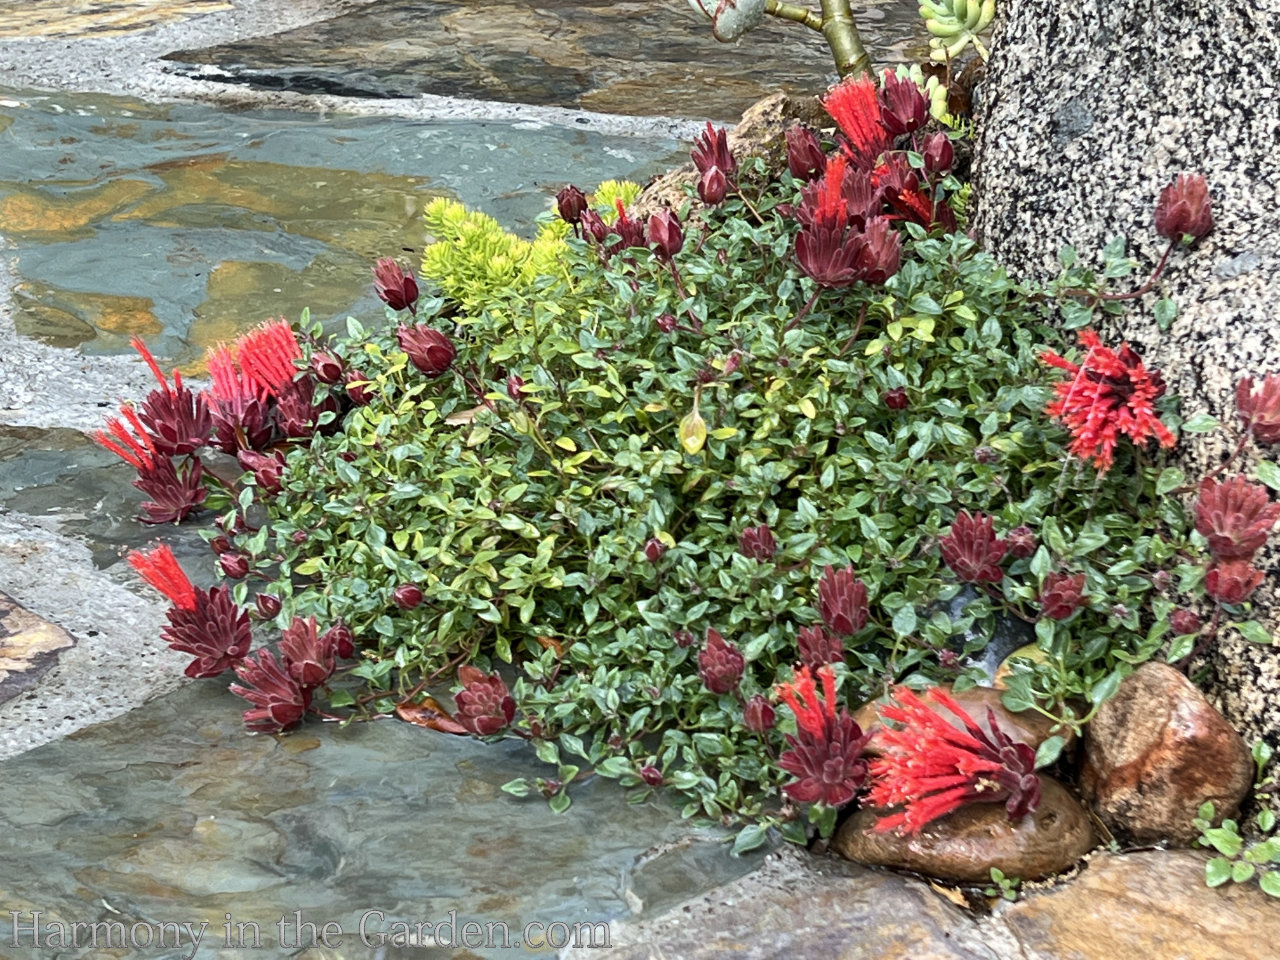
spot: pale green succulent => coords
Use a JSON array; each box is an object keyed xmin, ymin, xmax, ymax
[{"xmin": 919, "ymin": 0, "xmax": 995, "ymax": 62}]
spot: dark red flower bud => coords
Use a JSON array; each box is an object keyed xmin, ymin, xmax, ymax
[
  {"xmin": 219, "ymin": 552, "xmax": 249, "ymax": 579},
  {"xmin": 237, "ymin": 448, "xmax": 286, "ymax": 495},
  {"xmin": 280, "ymin": 615, "xmax": 336, "ymax": 688},
  {"xmin": 373, "ymin": 257, "xmax": 419, "ymax": 314},
  {"xmin": 647, "ymin": 209, "xmax": 684, "ymax": 263},
  {"xmin": 691, "ymin": 122, "xmax": 737, "ymax": 180},
  {"xmin": 743, "ymin": 694, "xmax": 776, "ymax": 734},
  {"xmin": 1006, "ymin": 526, "xmax": 1037, "ymax": 559},
  {"xmin": 1170, "ymin": 608, "xmax": 1201, "ymax": 635},
  {"xmin": 292, "ymin": 529, "xmax": 309, "ymax": 544},
  {"xmin": 878, "ymin": 71, "xmax": 928, "ymax": 137},
  {"xmin": 1205, "ymin": 560, "xmax": 1265, "ymax": 605},
  {"xmin": 697, "ymin": 165, "xmax": 728, "ymax": 205},
  {"xmin": 555, "ymin": 184, "xmax": 588, "ymax": 226},
  {"xmin": 344, "ymin": 369, "xmax": 373, "ymax": 406},
  {"xmin": 393, "ymin": 583, "xmax": 424, "ymax": 610},
  {"xmin": 883, "ymin": 387, "xmax": 909, "ymax": 410},
  {"xmin": 639, "ymin": 764, "xmax": 664, "ymax": 786},
  {"xmin": 850, "ymin": 216, "xmax": 902, "ymax": 285},
  {"xmin": 656, "ymin": 313, "xmax": 678, "ymax": 333},
  {"xmin": 786, "ymin": 125, "xmax": 827, "ymax": 182},
  {"xmin": 506, "ymin": 373, "xmax": 525, "ymax": 400},
  {"xmin": 310, "ymin": 352, "xmax": 344, "ymax": 385},
  {"xmin": 923, "ymin": 132, "xmax": 954, "ymax": 176},
  {"xmin": 698, "ymin": 628, "xmax": 745, "ymax": 695},
  {"xmin": 255, "ymin": 593, "xmax": 282, "ymax": 619},
  {"xmin": 455, "ymin": 665, "xmax": 516, "ymax": 736},
  {"xmin": 818, "ymin": 565, "xmax": 869, "ymax": 636},
  {"xmin": 796, "ymin": 625, "xmax": 844, "ymax": 667},
  {"xmin": 1155, "ymin": 173, "xmax": 1213, "ymax": 242},
  {"xmin": 974, "ymin": 446, "xmax": 999, "ymax": 464},
  {"xmin": 939, "ymin": 511, "xmax": 1008, "ymax": 584},
  {"xmin": 1237, "ymin": 374, "xmax": 1280, "ymax": 446},
  {"xmin": 322, "ymin": 620, "xmax": 356, "ymax": 659},
  {"xmin": 1194, "ymin": 474, "xmax": 1280, "ymax": 561},
  {"xmin": 1152, "ymin": 569, "xmax": 1173, "ymax": 591},
  {"xmin": 644, "ymin": 538, "xmax": 665, "ymax": 563},
  {"xmin": 739, "ymin": 523, "xmax": 778, "ymax": 561},
  {"xmin": 1039, "ymin": 572, "xmax": 1086, "ymax": 620},
  {"xmin": 722, "ymin": 352, "xmax": 742, "ymax": 376},
  {"xmin": 397, "ymin": 324, "xmax": 456, "ymax": 378},
  {"xmin": 674, "ymin": 629, "xmax": 696, "ymax": 648},
  {"xmin": 210, "ymin": 535, "xmax": 232, "ymax": 555},
  {"xmin": 580, "ymin": 208, "xmax": 608, "ymax": 244}
]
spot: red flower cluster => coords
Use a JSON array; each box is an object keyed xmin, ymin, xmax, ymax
[
  {"xmin": 796, "ymin": 625, "xmax": 844, "ymax": 668},
  {"xmin": 1041, "ymin": 330, "xmax": 1175, "ymax": 473},
  {"xmin": 939, "ymin": 511, "xmax": 1008, "ymax": 584},
  {"xmin": 455, "ymin": 665, "xmax": 516, "ymax": 735},
  {"xmin": 739, "ymin": 523, "xmax": 778, "ymax": 561},
  {"xmin": 1194, "ymin": 475, "xmax": 1279, "ymax": 606},
  {"xmin": 818, "ymin": 565, "xmax": 868, "ymax": 637},
  {"xmin": 698, "ymin": 628, "xmax": 745, "ymax": 694},
  {"xmin": 866, "ymin": 686, "xmax": 1041, "ymax": 834},
  {"xmin": 1237, "ymin": 374, "xmax": 1280, "ymax": 446},
  {"xmin": 776, "ymin": 665, "xmax": 871, "ymax": 807},
  {"xmin": 691, "ymin": 122, "xmax": 737, "ymax": 206},
  {"xmin": 1154, "ymin": 174, "xmax": 1213, "ymax": 243},
  {"xmin": 1039, "ymin": 572, "xmax": 1087, "ymax": 620}
]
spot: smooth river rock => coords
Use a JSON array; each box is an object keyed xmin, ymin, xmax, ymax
[
  {"xmin": 1082, "ymin": 661, "xmax": 1253, "ymax": 843},
  {"xmin": 832, "ymin": 777, "xmax": 1096, "ymax": 882},
  {"xmin": 998, "ymin": 849, "xmax": 1280, "ymax": 960}
]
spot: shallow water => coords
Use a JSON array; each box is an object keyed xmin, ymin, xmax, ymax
[
  {"xmin": 0, "ymin": 88, "xmax": 685, "ymax": 366},
  {"xmin": 0, "ymin": 681, "xmax": 760, "ymax": 959}
]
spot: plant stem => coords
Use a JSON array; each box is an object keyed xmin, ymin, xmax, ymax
[
  {"xmin": 786, "ymin": 289, "xmax": 822, "ymax": 332},
  {"xmin": 765, "ymin": 0, "xmax": 823, "ymax": 31},
  {"xmin": 818, "ymin": 0, "xmax": 872, "ymax": 78}
]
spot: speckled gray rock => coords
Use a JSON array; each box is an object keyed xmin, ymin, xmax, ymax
[{"xmin": 974, "ymin": 1, "xmax": 1280, "ymax": 813}]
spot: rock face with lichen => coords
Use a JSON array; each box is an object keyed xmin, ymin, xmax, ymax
[{"xmin": 973, "ymin": 0, "xmax": 1280, "ymax": 810}]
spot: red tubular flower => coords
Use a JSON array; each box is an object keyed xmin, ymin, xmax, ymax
[
  {"xmin": 1206, "ymin": 560, "xmax": 1265, "ymax": 605},
  {"xmin": 279, "ymin": 616, "xmax": 336, "ymax": 688},
  {"xmin": 555, "ymin": 184, "xmax": 588, "ymax": 226},
  {"xmin": 698, "ymin": 628, "xmax": 745, "ymax": 694},
  {"xmin": 776, "ymin": 665, "xmax": 871, "ymax": 807},
  {"xmin": 1155, "ymin": 173, "xmax": 1213, "ymax": 242},
  {"xmin": 818, "ymin": 565, "xmax": 869, "ymax": 637},
  {"xmin": 206, "ymin": 345, "xmax": 273, "ymax": 452},
  {"xmin": 647, "ymin": 209, "xmax": 684, "ymax": 263},
  {"xmin": 608, "ymin": 199, "xmax": 647, "ymax": 255},
  {"xmin": 236, "ymin": 319, "xmax": 303, "ymax": 400},
  {"xmin": 93, "ymin": 404, "xmax": 158, "ymax": 471},
  {"xmin": 849, "ymin": 216, "xmax": 902, "ymax": 285},
  {"xmin": 738, "ymin": 523, "xmax": 778, "ymax": 561},
  {"xmin": 129, "ymin": 543, "xmax": 198, "ymax": 611},
  {"xmin": 796, "ymin": 625, "xmax": 844, "ymax": 668},
  {"xmin": 373, "ymin": 257, "xmax": 420, "ymax": 314},
  {"xmin": 230, "ymin": 649, "xmax": 311, "ymax": 733},
  {"xmin": 131, "ymin": 544, "xmax": 253, "ymax": 678},
  {"xmin": 1041, "ymin": 330, "xmax": 1176, "ymax": 473},
  {"xmin": 397, "ymin": 324, "xmax": 456, "ymax": 378},
  {"xmin": 691, "ymin": 122, "xmax": 737, "ymax": 182},
  {"xmin": 455, "ymin": 665, "xmax": 516, "ymax": 735},
  {"xmin": 795, "ymin": 224, "xmax": 858, "ymax": 288},
  {"xmin": 938, "ymin": 511, "xmax": 1008, "ymax": 584},
  {"xmin": 1039, "ymin": 572, "xmax": 1087, "ymax": 620},
  {"xmin": 133, "ymin": 455, "xmax": 208, "ymax": 525},
  {"xmin": 822, "ymin": 76, "xmax": 890, "ymax": 169},
  {"xmin": 786, "ymin": 124, "xmax": 827, "ymax": 182},
  {"xmin": 796, "ymin": 152, "xmax": 851, "ymax": 233},
  {"xmin": 743, "ymin": 694, "xmax": 776, "ymax": 734},
  {"xmin": 130, "ymin": 337, "xmax": 212, "ymax": 456},
  {"xmin": 876, "ymin": 153, "xmax": 954, "ymax": 231},
  {"xmin": 1194, "ymin": 475, "xmax": 1280, "ymax": 561},
  {"xmin": 1237, "ymin": 374, "xmax": 1280, "ymax": 446},
  {"xmin": 878, "ymin": 71, "xmax": 928, "ymax": 137},
  {"xmin": 867, "ymin": 686, "xmax": 1041, "ymax": 834}
]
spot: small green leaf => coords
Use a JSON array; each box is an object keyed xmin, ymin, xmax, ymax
[
  {"xmin": 548, "ymin": 790, "xmax": 572, "ymax": 814},
  {"xmin": 1232, "ymin": 860, "xmax": 1256, "ymax": 884},
  {"xmin": 1258, "ymin": 809, "xmax": 1276, "ymax": 833},
  {"xmin": 1088, "ymin": 669, "xmax": 1122, "ymax": 706},
  {"xmin": 731, "ymin": 822, "xmax": 772, "ymax": 856},
  {"xmin": 501, "ymin": 778, "xmax": 531, "ymax": 798},
  {"xmin": 892, "ymin": 604, "xmax": 918, "ymax": 638},
  {"xmin": 1255, "ymin": 459, "xmax": 1280, "ymax": 493},
  {"xmin": 1181, "ymin": 413, "xmax": 1219, "ymax": 434},
  {"xmin": 679, "ymin": 406, "xmax": 707, "ymax": 454},
  {"xmin": 1153, "ymin": 298, "xmax": 1178, "ymax": 331},
  {"xmin": 1233, "ymin": 621, "xmax": 1275, "ymax": 645},
  {"xmin": 1205, "ymin": 856, "xmax": 1233, "ymax": 887},
  {"xmin": 1155, "ymin": 467, "xmax": 1185, "ymax": 496},
  {"xmin": 1260, "ymin": 871, "xmax": 1280, "ymax": 897},
  {"xmin": 1034, "ymin": 735, "xmax": 1066, "ymax": 769}
]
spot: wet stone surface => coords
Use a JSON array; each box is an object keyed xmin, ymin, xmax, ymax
[
  {"xmin": 162, "ymin": 0, "xmax": 927, "ymax": 121},
  {"xmin": 0, "ymin": 680, "xmax": 758, "ymax": 958},
  {"xmin": 0, "ymin": 87, "xmax": 685, "ymax": 365}
]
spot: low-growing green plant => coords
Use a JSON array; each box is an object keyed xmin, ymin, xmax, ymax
[
  {"xmin": 984, "ymin": 866, "xmax": 1020, "ymax": 901},
  {"xmin": 1195, "ymin": 743, "xmax": 1280, "ymax": 897}
]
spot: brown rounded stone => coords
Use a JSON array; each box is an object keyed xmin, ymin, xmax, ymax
[
  {"xmin": 832, "ymin": 776, "xmax": 1096, "ymax": 883},
  {"xmin": 1081, "ymin": 661, "xmax": 1253, "ymax": 844},
  {"xmin": 851, "ymin": 685, "xmax": 1074, "ymax": 758}
]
